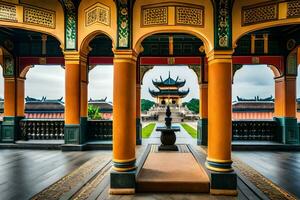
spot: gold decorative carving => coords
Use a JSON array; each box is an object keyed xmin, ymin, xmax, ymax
[
  {"xmin": 142, "ymin": 6, "xmax": 168, "ymax": 26},
  {"xmin": 85, "ymin": 3, "xmax": 110, "ymax": 26},
  {"xmin": 176, "ymin": 6, "xmax": 204, "ymax": 27},
  {"xmin": 242, "ymin": 3, "xmax": 278, "ymax": 26},
  {"xmin": 287, "ymin": 0, "xmax": 300, "ymax": 18},
  {"xmin": 23, "ymin": 6, "xmax": 55, "ymax": 28},
  {"xmin": 0, "ymin": 3, "xmax": 17, "ymax": 22}
]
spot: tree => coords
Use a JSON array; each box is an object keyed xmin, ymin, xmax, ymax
[
  {"xmin": 88, "ymin": 105, "xmax": 102, "ymax": 120},
  {"xmin": 183, "ymin": 98, "xmax": 199, "ymax": 114},
  {"xmin": 141, "ymin": 99, "xmax": 155, "ymax": 112}
]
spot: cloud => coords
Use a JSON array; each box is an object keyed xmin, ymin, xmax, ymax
[
  {"xmin": 232, "ymin": 65, "xmax": 275, "ymax": 101},
  {"xmin": 89, "ymin": 66, "xmax": 114, "ymax": 102}
]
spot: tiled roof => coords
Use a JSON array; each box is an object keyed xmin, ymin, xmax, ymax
[
  {"xmin": 25, "ymin": 102, "xmax": 65, "ymax": 112},
  {"xmin": 233, "ymin": 101, "xmax": 274, "ymax": 112},
  {"xmin": 152, "ymin": 72, "xmax": 186, "ymax": 88}
]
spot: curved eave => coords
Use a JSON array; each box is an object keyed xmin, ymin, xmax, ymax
[
  {"xmin": 148, "ymin": 88, "xmax": 189, "ymax": 98},
  {"xmin": 152, "ymin": 80, "xmax": 186, "ymax": 88}
]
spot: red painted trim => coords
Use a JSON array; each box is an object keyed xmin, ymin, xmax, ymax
[
  {"xmin": 232, "ymin": 56, "xmax": 284, "ymax": 74},
  {"xmin": 18, "ymin": 56, "xmax": 285, "ymax": 73},
  {"xmin": 19, "ymin": 57, "xmax": 64, "ymax": 72},
  {"xmin": 140, "ymin": 57, "xmax": 202, "ymax": 65},
  {"xmin": 89, "ymin": 57, "xmax": 113, "ymax": 65},
  {"xmin": 46, "ymin": 57, "xmax": 64, "ymax": 65},
  {"xmin": 140, "ymin": 57, "xmax": 168, "ymax": 65}
]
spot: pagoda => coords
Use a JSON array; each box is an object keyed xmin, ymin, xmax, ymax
[{"xmin": 149, "ymin": 72, "xmax": 189, "ymax": 106}]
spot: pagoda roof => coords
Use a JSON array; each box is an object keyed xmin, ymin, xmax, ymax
[
  {"xmin": 24, "ymin": 96, "xmax": 65, "ymax": 113},
  {"xmin": 152, "ymin": 71, "xmax": 186, "ymax": 88},
  {"xmin": 149, "ymin": 88, "xmax": 189, "ymax": 98}
]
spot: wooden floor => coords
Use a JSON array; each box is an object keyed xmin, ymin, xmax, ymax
[
  {"xmin": 0, "ymin": 149, "xmax": 111, "ymax": 200},
  {"xmin": 234, "ymin": 151, "xmax": 300, "ymax": 198},
  {"xmin": 1, "ymin": 147, "xmax": 300, "ymax": 199}
]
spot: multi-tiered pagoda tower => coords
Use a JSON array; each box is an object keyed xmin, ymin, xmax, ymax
[{"xmin": 149, "ymin": 72, "xmax": 189, "ymax": 106}]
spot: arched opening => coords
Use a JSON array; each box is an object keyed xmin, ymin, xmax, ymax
[
  {"xmin": 139, "ymin": 33, "xmax": 204, "ymax": 144},
  {"xmin": 142, "ymin": 66, "xmax": 198, "ymax": 126},
  {"xmin": 25, "ymin": 65, "xmax": 65, "ymax": 119},
  {"xmin": 88, "ymin": 66, "xmax": 113, "ymax": 120},
  {"xmin": 232, "ymin": 65, "xmax": 275, "ymax": 120},
  {"xmin": 0, "ymin": 27, "xmax": 64, "ymax": 142},
  {"xmin": 83, "ymin": 33, "xmax": 114, "ymax": 142}
]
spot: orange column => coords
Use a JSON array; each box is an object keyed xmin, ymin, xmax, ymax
[
  {"xmin": 4, "ymin": 78, "xmax": 17, "ymax": 117},
  {"xmin": 4, "ymin": 77, "xmax": 25, "ymax": 118},
  {"xmin": 199, "ymin": 84, "xmax": 208, "ymax": 119},
  {"xmin": 112, "ymin": 50, "xmax": 137, "ymax": 173},
  {"xmin": 64, "ymin": 52, "xmax": 88, "ymax": 144},
  {"xmin": 136, "ymin": 83, "xmax": 142, "ymax": 145},
  {"xmin": 274, "ymin": 76, "xmax": 297, "ymax": 118},
  {"xmin": 65, "ymin": 56, "xmax": 80, "ymax": 125},
  {"xmin": 80, "ymin": 58, "xmax": 88, "ymax": 119},
  {"xmin": 206, "ymin": 51, "xmax": 233, "ymax": 172},
  {"xmin": 2, "ymin": 70, "xmax": 25, "ymax": 142},
  {"xmin": 274, "ymin": 75, "xmax": 299, "ymax": 144},
  {"xmin": 136, "ymin": 58, "xmax": 142, "ymax": 145},
  {"xmin": 136, "ymin": 84, "xmax": 141, "ymax": 119},
  {"xmin": 197, "ymin": 83, "xmax": 208, "ymax": 145}
]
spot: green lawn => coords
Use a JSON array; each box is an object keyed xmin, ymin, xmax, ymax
[
  {"xmin": 181, "ymin": 123, "xmax": 197, "ymax": 138},
  {"xmin": 142, "ymin": 123, "xmax": 156, "ymax": 138}
]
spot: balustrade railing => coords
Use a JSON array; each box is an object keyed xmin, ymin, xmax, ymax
[
  {"xmin": 87, "ymin": 120, "xmax": 113, "ymax": 141},
  {"xmin": 232, "ymin": 120, "xmax": 277, "ymax": 141},
  {"xmin": 19, "ymin": 119, "xmax": 64, "ymax": 140},
  {"xmin": 15, "ymin": 119, "xmax": 280, "ymax": 142}
]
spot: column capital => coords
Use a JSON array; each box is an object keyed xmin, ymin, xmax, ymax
[
  {"xmin": 114, "ymin": 49, "xmax": 138, "ymax": 63},
  {"xmin": 63, "ymin": 51, "xmax": 87, "ymax": 64},
  {"xmin": 206, "ymin": 50, "xmax": 233, "ymax": 63}
]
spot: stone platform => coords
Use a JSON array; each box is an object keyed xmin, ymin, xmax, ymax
[{"xmin": 136, "ymin": 145, "xmax": 210, "ymax": 193}]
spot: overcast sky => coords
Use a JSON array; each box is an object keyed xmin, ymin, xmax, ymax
[{"xmin": 0, "ymin": 65, "xmax": 299, "ymax": 102}]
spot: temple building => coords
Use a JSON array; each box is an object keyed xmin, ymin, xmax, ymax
[
  {"xmin": 233, "ymin": 96, "xmax": 300, "ymax": 120},
  {"xmin": 149, "ymin": 72, "xmax": 189, "ymax": 106},
  {"xmin": 0, "ymin": 97, "xmax": 113, "ymax": 120}
]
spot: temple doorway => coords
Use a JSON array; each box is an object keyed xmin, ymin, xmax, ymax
[{"xmin": 232, "ymin": 64, "xmax": 275, "ymax": 120}]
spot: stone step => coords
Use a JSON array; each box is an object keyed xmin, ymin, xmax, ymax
[{"xmin": 136, "ymin": 152, "xmax": 210, "ymax": 193}]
